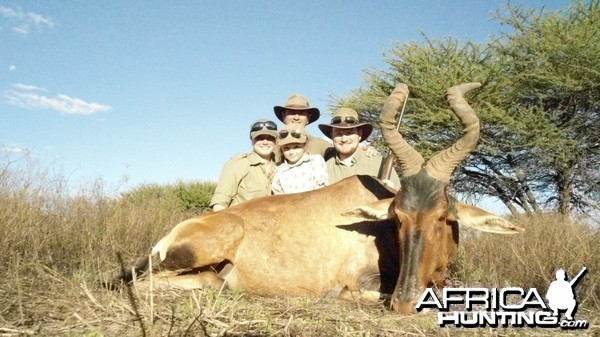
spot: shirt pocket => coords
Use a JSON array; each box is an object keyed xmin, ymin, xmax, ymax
[{"xmin": 238, "ymin": 182, "xmax": 267, "ymax": 201}]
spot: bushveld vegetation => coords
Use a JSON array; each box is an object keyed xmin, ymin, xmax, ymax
[
  {"xmin": 2, "ymin": 0, "xmax": 599, "ymax": 336},
  {"xmin": 334, "ymin": 0, "xmax": 600, "ymax": 217},
  {"xmin": 0, "ymin": 156, "xmax": 598, "ymax": 336}
]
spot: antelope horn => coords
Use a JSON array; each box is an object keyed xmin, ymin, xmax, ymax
[
  {"xmin": 379, "ymin": 84, "xmax": 424, "ymax": 177},
  {"xmin": 425, "ymin": 82, "xmax": 481, "ymax": 182}
]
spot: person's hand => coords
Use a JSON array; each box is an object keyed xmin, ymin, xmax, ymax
[
  {"xmin": 382, "ymin": 179, "xmax": 395, "ymax": 189},
  {"xmin": 212, "ymin": 204, "xmax": 226, "ymax": 212},
  {"xmin": 363, "ymin": 145, "xmax": 380, "ymax": 157}
]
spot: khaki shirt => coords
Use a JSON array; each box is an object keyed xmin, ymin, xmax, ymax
[
  {"xmin": 210, "ymin": 152, "xmax": 276, "ymax": 209},
  {"xmin": 306, "ymin": 135, "xmax": 331, "ymax": 156},
  {"xmin": 326, "ymin": 149, "xmax": 401, "ymax": 188}
]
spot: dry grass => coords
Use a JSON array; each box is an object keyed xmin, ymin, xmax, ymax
[
  {"xmin": 0, "ymin": 158, "xmax": 598, "ymax": 336},
  {"xmin": 455, "ymin": 213, "xmax": 600, "ymax": 312}
]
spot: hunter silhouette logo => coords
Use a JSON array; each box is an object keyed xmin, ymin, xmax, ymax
[
  {"xmin": 546, "ymin": 267, "xmax": 587, "ymax": 321},
  {"xmin": 415, "ymin": 266, "xmax": 590, "ymax": 329}
]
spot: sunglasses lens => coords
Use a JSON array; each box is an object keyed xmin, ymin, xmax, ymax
[
  {"xmin": 264, "ymin": 121, "xmax": 277, "ymax": 130},
  {"xmin": 278, "ymin": 129, "xmax": 303, "ymax": 139},
  {"xmin": 331, "ymin": 116, "xmax": 358, "ymax": 124},
  {"xmin": 251, "ymin": 121, "xmax": 278, "ymax": 132}
]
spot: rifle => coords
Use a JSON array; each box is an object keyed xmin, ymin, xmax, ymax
[
  {"xmin": 569, "ymin": 267, "xmax": 587, "ymax": 287},
  {"xmin": 378, "ymin": 91, "xmax": 409, "ymax": 180}
]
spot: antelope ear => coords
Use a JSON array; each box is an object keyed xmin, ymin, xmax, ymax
[
  {"xmin": 449, "ymin": 200, "xmax": 525, "ymax": 234},
  {"xmin": 342, "ymin": 198, "xmax": 394, "ymax": 220}
]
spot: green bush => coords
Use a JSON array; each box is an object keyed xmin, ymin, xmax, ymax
[{"xmin": 119, "ymin": 180, "xmax": 216, "ymax": 214}]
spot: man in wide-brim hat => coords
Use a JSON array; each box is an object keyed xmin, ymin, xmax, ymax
[
  {"xmin": 319, "ymin": 107, "xmax": 400, "ymax": 188},
  {"xmin": 274, "ymin": 93, "xmax": 331, "ymax": 156}
]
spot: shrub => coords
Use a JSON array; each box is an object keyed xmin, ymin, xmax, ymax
[{"xmin": 119, "ymin": 181, "xmax": 216, "ymax": 214}]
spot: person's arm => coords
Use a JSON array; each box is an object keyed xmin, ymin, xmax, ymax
[
  {"xmin": 271, "ymin": 168, "xmax": 284, "ymax": 195},
  {"xmin": 210, "ymin": 156, "xmax": 246, "ymax": 210},
  {"xmin": 313, "ymin": 155, "xmax": 329, "ymax": 188}
]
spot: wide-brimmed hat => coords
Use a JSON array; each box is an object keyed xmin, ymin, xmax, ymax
[
  {"xmin": 277, "ymin": 124, "xmax": 308, "ymax": 147},
  {"xmin": 273, "ymin": 94, "xmax": 321, "ymax": 124},
  {"xmin": 318, "ymin": 108, "xmax": 373, "ymax": 140},
  {"xmin": 249, "ymin": 119, "xmax": 278, "ymax": 140}
]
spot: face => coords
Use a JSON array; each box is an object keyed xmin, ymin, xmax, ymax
[
  {"xmin": 390, "ymin": 175, "xmax": 458, "ymax": 314},
  {"xmin": 281, "ymin": 143, "xmax": 305, "ymax": 164},
  {"xmin": 252, "ymin": 135, "xmax": 276, "ymax": 158},
  {"xmin": 332, "ymin": 127, "xmax": 362, "ymax": 157},
  {"xmin": 283, "ymin": 109, "xmax": 311, "ymax": 126}
]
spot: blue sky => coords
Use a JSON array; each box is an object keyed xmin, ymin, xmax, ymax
[{"xmin": 1, "ymin": 0, "xmax": 571, "ymax": 196}]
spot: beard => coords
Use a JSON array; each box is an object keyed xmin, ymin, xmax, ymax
[{"xmin": 335, "ymin": 142, "xmax": 359, "ymax": 156}]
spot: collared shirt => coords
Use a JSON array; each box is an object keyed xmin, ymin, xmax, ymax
[
  {"xmin": 272, "ymin": 153, "xmax": 329, "ymax": 194},
  {"xmin": 325, "ymin": 148, "xmax": 401, "ymax": 188},
  {"xmin": 210, "ymin": 151, "xmax": 276, "ymax": 208}
]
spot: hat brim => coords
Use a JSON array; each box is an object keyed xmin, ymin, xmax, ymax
[
  {"xmin": 318, "ymin": 123, "xmax": 373, "ymax": 141},
  {"xmin": 251, "ymin": 129, "xmax": 278, "ymax": 140},
  {"xmin": 274, "ymin": 106, "xmax": 320, "ymax": 124},
  {"xmin": 277, "ymin": 135, "xmax": 307, "ymax": 147}
]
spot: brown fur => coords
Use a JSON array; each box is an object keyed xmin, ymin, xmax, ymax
[{"xmin": 121, "ymin": 175, "xmax": 400, "ymax": 300}]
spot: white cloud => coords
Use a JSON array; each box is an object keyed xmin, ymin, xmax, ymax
[
  {"xmin": 27, "ymin": 12, "xmax": 54, "ymax": 28},
  {"xmin": 0, "ymin": 6, "xmax": 19, "ymax": 18},
  {"xmin": 0, "ymin": 5, "xmax": 55, "ymax": 35},
  {"xmin": 4, "ymin": 83, "xmax": 112, "ymax": 116},
  {"xmin": 13, "ymin": 83, "xmax": 46, "ymax": 91},
  {"xmin": 9, "ymin": 65, "xmax": 16, "ymax": 71},
  {"xmin": 12, "ymin": 25, "xmax": 28, "ymax": 35},
  {"xmin": 0, "ymin": 145, "xmax": 29, "ymax": 153}
]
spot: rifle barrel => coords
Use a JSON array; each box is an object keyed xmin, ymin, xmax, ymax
[{"xmin": 569, "ymin": 267, "xmax": 587, "ymax": 286}]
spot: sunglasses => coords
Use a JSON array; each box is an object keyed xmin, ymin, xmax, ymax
[
  {"xmin": 250, "ymin": 121, "xmax": 278, "ymax": 133},
  {"xmin": 331, "ymin": 116, "xmax": 359, "ymax": 125},
  {"xmin": 278, "ymin": 129, "xmax": 303, "ymax": 139}
]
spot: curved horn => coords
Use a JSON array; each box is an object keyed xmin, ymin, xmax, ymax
[
  {"xmin": 425, "ymin": 82, "xmax": 481, "ymax": 182},
  {"xmin": 379, "ymin": 84, "xmax": 424, "ymax": 177}
]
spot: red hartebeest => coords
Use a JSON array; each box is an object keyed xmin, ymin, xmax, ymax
[{"xmin": 346, "ymin": 82, "xmax": 524, "ymax": 313}]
